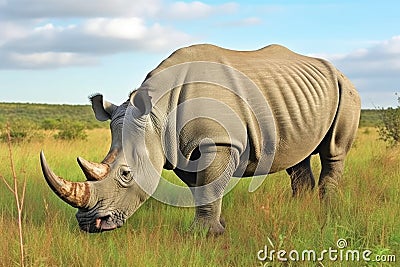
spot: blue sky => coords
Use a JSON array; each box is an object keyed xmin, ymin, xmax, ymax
[{"xmin": 0, "ymin": 0, "xmax": 399, "ymax": 108}]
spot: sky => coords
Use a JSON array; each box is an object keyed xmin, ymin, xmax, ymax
[{"xmin": 0, "ymin": 0, "xmax": 399, "ymax": 108}]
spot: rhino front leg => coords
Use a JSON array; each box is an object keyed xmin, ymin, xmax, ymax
[
  {"xmin": 191, "ymin": 199, "xmax": 225, "ymax": 235},
  {"xmin": 191, "ymin": 146, "xmax": 239, "ymax": 236},
  {"xmin": 173, "ymin": 168, "xmax": 226, "ymax": 229},
  {"xmin": 286, "ymin": 155, "xmax": 315, "ymax": 196}
]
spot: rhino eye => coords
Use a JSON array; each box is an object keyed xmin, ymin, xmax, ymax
[{"xmin": 118, "ymin": 165, "xmax": 133, "ymax": 186}]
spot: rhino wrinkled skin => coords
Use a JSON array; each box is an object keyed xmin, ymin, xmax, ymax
[{"xmin": 40, "ymin": 44, "xmax": 360, "ymax": 235}]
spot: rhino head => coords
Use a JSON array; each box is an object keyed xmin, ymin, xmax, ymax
[{"xmin": 40, "ymin": 93, "xmax": 155, "ymax": 233}]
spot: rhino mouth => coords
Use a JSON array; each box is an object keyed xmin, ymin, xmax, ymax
[
  {"xmin": 77, "ymin": 211, "xmax": 125, "ymax": 233},
  {"xmin": 95, "ymin": 215, "xmax": 118, "ymax": 231}
]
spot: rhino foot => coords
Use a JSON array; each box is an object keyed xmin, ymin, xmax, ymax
[
  {"xmin": 318, "ymin": 177, "xmax": 339, "ymax": 200},
  {"xmin": 190, "ymin": 217, "xmax": 225, "ymax": 236}
]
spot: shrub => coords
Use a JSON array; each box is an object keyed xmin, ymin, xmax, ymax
[
  {"xmin": 41, "ymin": 118, "xmax": 60, "ymax": 130},
  {"xmin": 54, "ymin": 121, "xmax": 87, "ymax": 141},
  {"xmin": 377, "ymin": 95, "xmax": 400, "ymax": 146},
  {"xmin": 1, "ymin": 128, "xmax": 27, "ymax": 143},
  {"xmin": 0, "ymin": 120, "xmax": 37, "ymax": 143}
]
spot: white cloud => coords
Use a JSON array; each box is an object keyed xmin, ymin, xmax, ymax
[
  {"xmin": 164, "ymin": 1, "xmax": 238, "ymax": 20},
  {"xmin": 324, "ymin": 36, "xmax": 400, "ymax": 79},
  {"xmin": 34, "ymin": 23, "xmax": 76, "ymax": 33},
  {"xmin": 0, "ymin": 21, "xmax": 30, "ymax": 45},
  {"xmin": 0, "ymin": 0, "xmax": 240, "ymax": 69},
  {"xmin": 0, "ymin": 0, "xmax": 162, "ymax": 18},
  {"xmin": 167, "ymin": 1, "xmax": 213, "ymax": 19},
  {"xmin": 0, "ymin": 0, "xmax": 236, "ymax": 20},
  {"xmin": 311, "ymin": 36, "xmax": 400, "ymax": 107},
  {"xmin": 0, "ymin": 16, "xmax": 194, "ymax": 68},
  {"xmin": 8, "ymin": 52, "xmax": 97, "ymax": 69},
  {"xmin": 83, "ymin": 18, "xmax": 147, "ymax": 40},
  {"xmin": 385, "ymin": 36, "xmax": 400, "ymax": 53}
]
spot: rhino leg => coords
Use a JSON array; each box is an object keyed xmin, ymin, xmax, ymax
[
  {"xmin": 173, "ymin": 168, "xmax": 227, "ymax": 228},
  {"xmin": 190, "ymin": 146, "xmax": 239, "ymax": 236},
  {"xmin": 317, "ymin": 81, "xmax": 360, "ymax": 200},
  {"xmin": 286, "ymin": 156, "xmax": 315, "ymax": 196}
]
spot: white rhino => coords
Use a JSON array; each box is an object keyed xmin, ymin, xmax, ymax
[{"xmin": 40, "ymin": 44, "xmax": 360, "ymax": 235}]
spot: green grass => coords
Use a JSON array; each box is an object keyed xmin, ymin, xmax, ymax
[{"xmin": 1, "ymin": 128, "xmax": 399, "ymax": 266}]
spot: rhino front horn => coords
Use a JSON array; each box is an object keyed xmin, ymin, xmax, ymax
[
  {"xmin": 40, "ymin": 151, "xmax": 90, "ymax": 208},
  {"xmin": 77, "ymin": 157, "xmax": 109, "ymax": 181}
]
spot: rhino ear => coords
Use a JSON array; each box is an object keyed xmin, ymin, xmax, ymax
[
  {"xmin": 131, "ymin": 90, "xmax": 152, "ymax": 116},
  {"xmin": 89, "ymin": 94, "xmax": 117, "ymax": 121}
]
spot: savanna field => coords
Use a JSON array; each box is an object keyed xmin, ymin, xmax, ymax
[{"xmin": 0, "ymin": 104, "xmax": 399, "ymax": 266}]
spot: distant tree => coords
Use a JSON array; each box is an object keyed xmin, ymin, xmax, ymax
[
  {"xmin": 54, "ymin": 120, "xmax": 87, "ymax": 141},
  {"xmin": 377, "ymin": 94, "xmax": 400, "ymax": 146}
]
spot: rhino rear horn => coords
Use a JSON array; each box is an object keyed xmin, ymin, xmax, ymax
[
  {"xmin": 77, "ymin": 157, "xmax": 109, "ymax": 181},
  {"xmin": 40, "ymin": 151, "xmax": 90, "ymax": 208}
]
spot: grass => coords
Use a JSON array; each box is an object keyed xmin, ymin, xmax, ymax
[
  {"xmin": 1, "ymin": 124, "xmax": 26, "ymax": 267},
  {"xmin": 1, "ymin": 127, "xmax": 399, "ymax": 266}
]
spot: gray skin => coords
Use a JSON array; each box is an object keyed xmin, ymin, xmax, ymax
[{"xmin": 40, "ymin": 44, "xmax": 360, "ymax": 235}]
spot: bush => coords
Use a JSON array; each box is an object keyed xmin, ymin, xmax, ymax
[
  {"xmin": 377, "ymin": 95, "xmax": 400, "ymax": 146},
  {"xmin": 0, "ymin": 127, "xmax": 27, "ymax": 143},
  {"xmin": 41, "ymin": 118, "xmax": 60, "ymax": 130},
  {"xmin": 0, "ymin": 120, "xmax": 38, "ymax": 143},
  {"xmin": 54, "ymin": 121, "xmax": 87, "ymax": 141}
]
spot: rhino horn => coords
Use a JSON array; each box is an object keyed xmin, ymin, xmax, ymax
[
  {"xmin": 77, "ymin": 157, "xmax": 109, "ymax": 181},
  {"xmin": 40, "ymin": 151, "xmax": 90, "ymax": 208}
]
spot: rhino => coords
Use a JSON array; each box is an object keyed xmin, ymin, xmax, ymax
[{"xmin": 40, "ymin": 44, "xmax": 360, "ymax": 235}]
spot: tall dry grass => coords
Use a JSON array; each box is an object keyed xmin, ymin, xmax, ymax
[
  {"xmin": 1, "ymin": 124, "xmax": 27, "ymax": 267},
  {"xmin": 0, "ymin": 128, "xmax": 399, "ymax": 266}
]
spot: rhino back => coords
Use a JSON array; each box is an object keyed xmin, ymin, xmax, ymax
[{"xmin": 143, "ymin": 44, "xmax": 339, "ymax": 174}]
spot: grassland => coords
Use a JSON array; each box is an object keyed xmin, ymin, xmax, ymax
[
  {"xmin": 0, "ymin": 105, "xmax": 399, "ymax": 266},
  {"xmin": 0, "ymin": 102, "xmax": 106, "ymax": 130}
]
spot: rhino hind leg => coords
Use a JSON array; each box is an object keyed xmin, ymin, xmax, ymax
[
  {"xmin": 317, "ymin": 79, "xmax": 360, "ymax": 200},
  {"xmin": 286, "ymin": 156, "xmax": 315, "ymax": 196}
]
